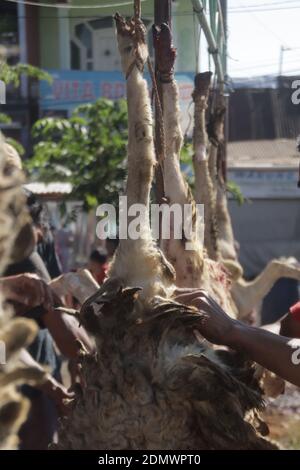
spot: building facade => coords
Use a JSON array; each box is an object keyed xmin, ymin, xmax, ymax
[{"xmin": 1, "ymin": 0, "xmax": 198, "ymax": 150}]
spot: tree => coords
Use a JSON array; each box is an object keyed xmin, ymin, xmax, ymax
[
  {"xmin": 0, "ymin": 62, "xmax": 51, "ymax": 87},
  {"xmin": 0, "ymin": 60, "xmax": 51, "ymax": 151},
  {"xmin": 26, "ymin": 99, "xmax": 128, "ymax": 210}
]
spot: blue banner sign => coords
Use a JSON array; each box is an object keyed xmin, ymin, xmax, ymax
[{"xmin": 40, "ymin": 70, "xmax": 195, "ymax": 134}]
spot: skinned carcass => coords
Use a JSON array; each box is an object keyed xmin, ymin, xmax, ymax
[
  {"xmin": 192, "ymin": 71, "xmax": 220, "ymax": 262},
  {"xmin": 201, "ymin": 87, "xmax": 300, "ymax": 320},
  {"xmin": 155, "ymin": 24, "xmax": 237, "ymax": 318},
  {"xmin": 55, "ymin": 13, "xmax": 276, "ymax": 450},
  {"xmin": 159, "ymin": 34, "xmax": 284, "ymax": 398},
  {"xmin": 232, "ymin": 257, "xmax": 300, "ymax": 320}
]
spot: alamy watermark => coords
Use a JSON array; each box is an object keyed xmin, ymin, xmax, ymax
[
  {"xmin": 291, "ymin": 80, "xmax": 300, "ymax": 105},
  {"xmin": 0, "ymin": 80, "xmax": 6, "ymax": 105},
  {"xmin": 95, "ymin": 197, "xmax": 204, "ymax": 250},
  {"xmin": 0, "ymin": 340, "xmax": 6, "ymax": 365},
  {"xmin": 290, "ymin": 339, "xmax": 300, "ymax": 365}
]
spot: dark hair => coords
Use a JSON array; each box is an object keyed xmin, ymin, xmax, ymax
[
  {"xmin": 89, "ymin": 247, "xmax": 108, "ymax": 265},
  {"xmin": 105, "ymin": 237, "xmax": 119, "ymax": 248},
  {"xmin": 24, "ymin": 189, "xmax": 50, "ymax": 230}
]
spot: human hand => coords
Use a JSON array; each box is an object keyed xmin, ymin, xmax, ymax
[
  {"xmin": 174, "ymin": 288, "xmax": 239, "ymax": 347},
  {"xmin": 41, "ymin": 374, "xmax": 75, "ymax": 416},
  {"xmin": 1, "ymin": 273, "xmax": 57, "ymax": 311}
]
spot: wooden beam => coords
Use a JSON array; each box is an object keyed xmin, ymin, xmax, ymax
[
  {"xmin": 152, "ymin": 0, "xmax": 172, "ymax": 242},
  {"xmin": 153, "ymin": 0, "xmax": 172, "ymax": 207},
  {"xmin": 191, "ymin": 0, "xmax": 224, "ymax": 91},
  {"xmin": 154, "ymin": 0, "xmax": 171, "ymax": 26}
]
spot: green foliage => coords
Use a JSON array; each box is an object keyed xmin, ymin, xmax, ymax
[
  {"xmin": 0, "ymin": 62, "xmax": 52, "ymax": 86},
  {"xmin": 0, "ymin": 113, "xmax": 11, "ymax": 124},
  {"xmin": 227, "ymin": 180, "xmax": 245, "ymax": 205},
  {"xmin": 26, "ymin": 99, "xmax": 128, "ymax": 210},
  {"xmin": 180, "ymin": 140, "xmax": 193, "ymax": 166},
  {"xmin": 180, "ymin": 140, "xmax": 194, "ymax": 188},
  {"xmin": 0, "ymin": 60, "xmax": 51, "ymax": 132},
  {"xmin": 6, "ymin": 137, "xmax": 25, "ymax": 156}
]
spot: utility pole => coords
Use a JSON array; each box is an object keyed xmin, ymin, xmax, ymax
[
  {"xmin": 220, "ymin": 0, "xmax": 227, "ymax": 78},
  {"xmin": 154, "ymin": 0, "xmax": 171, "ymax": 28},
  {"xmin": 276, "ymin": 45, "xmax": 291, "ymax": 139},
  {"xmin": 279, "ymin": 45, "xmax": 291, "ymax": 77}
]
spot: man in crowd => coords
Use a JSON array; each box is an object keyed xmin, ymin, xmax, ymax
[{"xmin": 87, "ymin": 247, "xmax": 108, "ymax": 285}]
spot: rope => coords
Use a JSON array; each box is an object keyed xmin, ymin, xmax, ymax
[
  {"xmin": 147, "ymin": 57, "xmax": 166, "ymax": 165},
  {"xmin": 4, "ymin": 0, "xmax": 146, "ymax": 9}
]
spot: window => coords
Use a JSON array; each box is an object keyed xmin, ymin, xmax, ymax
[
  {"xmin": 70, "ymin": 17, "xmax": 153, "ymax": 72},
  {"xmin": 0, "ymin": 2, "xmax": 19, "ymax": 65}
]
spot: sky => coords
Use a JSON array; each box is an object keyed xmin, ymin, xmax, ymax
[
  {"xmin": 227, "ymin": 0, "xmax": 300, "ymax": 77},
  {"xmin": 2, "ymin": 0, "xmax": 299, "ymax": 79}
]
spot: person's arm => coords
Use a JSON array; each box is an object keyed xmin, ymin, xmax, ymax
[
  {"xmin": 1, "ymin": 274, "xmax": 94, "ymax": 359},
  {"xmin": 19, "ymin": 349, "xmax": 74, "ymax": 415},
  {"xmin": 42, "ymin": 309, "xmax": 94, "ymax": 360},
  {"xmin": 230, "ymin": 322, "xmax": 300, "ymax": 387},
  {"xmin": 175, "ymin": 289, "xmax": 300, "ymax": 388},
  {"xmin": 0, "ymin": 273, "xmax": 54, "ymax": 311}
]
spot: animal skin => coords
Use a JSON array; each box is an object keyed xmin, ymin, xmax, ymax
[
  {"xmin": 154, "ymin": 24, "xmax": 237, "ymax": 318},
  {"xmin": 0, "ymin": 133, "xmax": 45, "ymax": 449},
  {"xmin": 193, "ymin": 71, "xmax": 220, "ymax": 262},
  {"xmin": 154, "ymin": 34, "xmax": 285, "ymax": 397},
  {"xmin": 55, "ymin": 14, "xmax": 276, "ymax": 450},
  {"xmin": 204, "ymin": 94, "xmax": 300, "ymax": 320}
]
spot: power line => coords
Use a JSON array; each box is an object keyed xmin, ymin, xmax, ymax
[
  {"xmin": 231, "ymin": 67, "xmax": 300, "ymax": 77},
  {"xmin": 2, "ymin": 15, "xmax": 144, "ymax": 19},
  {"xmin": 229, "ymin": 0, "xmax": 300, "ymax": 10},
  {"xmin": 229, "ymin": 5, "xmax": 300, "ymax": 13},
  {"xmin": 3, "ymin": 0, "xmax": 146, "ymax": 9},
  {"xmin": 231, "ymin": 57, "xmax": 300, "ymax": 72},
  {"xmin": 232, "ymin": 6, "xmax": 288, "ymax": 45},
  {"xmin": 229, "ymin": 47, "xmax": 300, "ymax": 63},
  {"xmin": 0, "ymin": 12, "xmax": 196, "ymax": 19}
]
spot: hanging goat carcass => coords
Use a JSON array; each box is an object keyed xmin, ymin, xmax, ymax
[
  {"xmin": 154, "ymin": 24, "xmax": 237, "ymax": 318},
  {"xmin": 55, "ymin": 13, "xmax": 276, "ymax": 450},
  {"xmin": 197, "ymin": 79, "xmax": 300, "ymax": 320}
]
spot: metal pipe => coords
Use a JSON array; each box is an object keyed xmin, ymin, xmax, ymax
[
  {"xmin": 154, "ymin": 0, "xmax": 171, "ymax": 27},
  {"xmin": 18, "ymin": 1, "xmax": 28, "ymax": 99},
  {"xmin": 191, "ymin": 0, "xmax": 224, "ymax": 91}
]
